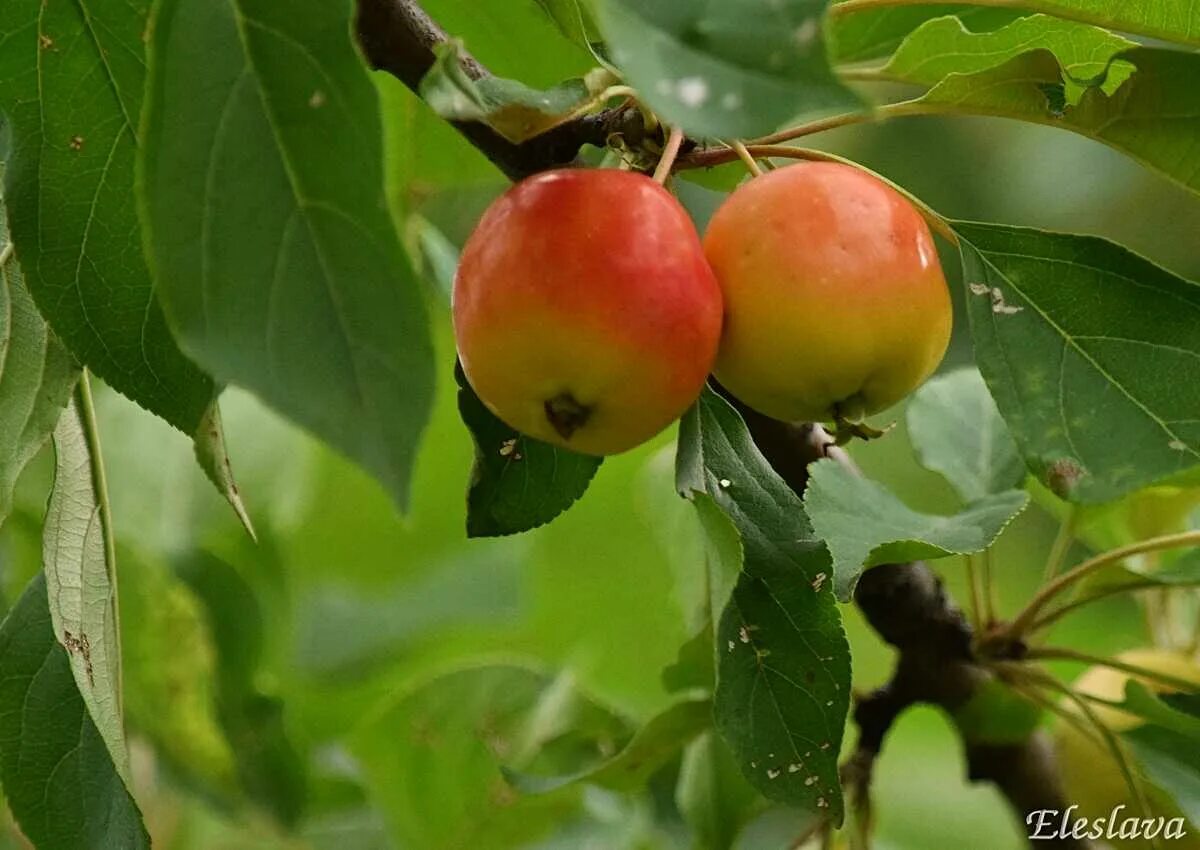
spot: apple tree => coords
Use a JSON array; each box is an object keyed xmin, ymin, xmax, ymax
[{"xmin": 0, "ymin": 0, "xmax": 1199, "ymax": 848}]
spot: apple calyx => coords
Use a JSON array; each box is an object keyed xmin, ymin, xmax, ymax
[{"xmin": 544, "ymin": 392, "xmax": 593, "ymax": 440}]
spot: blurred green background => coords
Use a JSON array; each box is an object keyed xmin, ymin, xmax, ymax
[{"xmin": 2, "ymin": 2, "xmax": 1198, "ymax": 848}]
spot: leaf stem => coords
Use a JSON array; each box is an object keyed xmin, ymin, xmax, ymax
[
  {"xmin": 0, "ymin": 243, "xmax": 12, "ymax": 267},
  {"xmin": 982, "ymin": 547, "xmax": 998, "ymax": 624},
  {"xmin": 1006, "ymin": 530, "xmax": 1200, "ymax": 638},
  {"xmin": 729, "ymin": 140, "xmax": 764, "ymax": 177},
  {"xmin": 964, "ymin": 554, "xmax": 983, "ymax": 633},
  {"xmin": 76, "ymin": 370, "xmax": 122, "ymax": 716},
  {"xmin": 653, "ymin": 126, "xmax": 684, "ymax": 184},
  {"xmin": 1023, "ymin": 645, "xmax": 1200, "ymax": 693},
  {"xmin": 1029, "ymin": 580, "xmax": 1171, "ymax": 634},
  {"xmin": 1041, "ymin": 507, "xmax": 1078, "ymax": 583}
]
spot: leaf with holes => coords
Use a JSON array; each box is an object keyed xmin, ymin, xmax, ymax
[
  {"xmin": 904, "ymin": 48, "xmax": 1200, "ymax": 197},
  {"xmin": 677, "ymin": 388, "xmax": 851, "ymax": 824},
  {"xmin": 43, "ymin": 392, "xmax": 129, "ymax": 781},
  {"xmin": 139, "ymin": 0, "xmax": 435, "ymax": 509},
  {"xmin": 882, "ymin": 14, "xmax": 1137, "ymax": 104},
  {"xmin": 0, "ymin": 574, "xmax": 149, "ymax": 849},
  {"xmin": 907, "ymin": 367, "xmax": 1024, "ymax": 503},
  {"xmin": 0, "ymin": 0, "xmax": 216, "ymax": 431},
  {"xmin": 596, "ymin": 0, "xmax": 861, "ymax": 139},
  {"xmin": 957, "ymin": 221, "xmax": 1200, "ymax": 504},
  {"xmin": 0, "ymin": 185, "xmax": 78, "ymax": 525},
  {"xmin": 457, "ymin": 364, "xmax": 601, "ymax": 537},
  {"xmin": 805, "ymin": 459, "xmax": 1028, "ymax": 600},
  {"xmin": 420, "ymin": 41, "xmax": 605, "ymax": 144}
]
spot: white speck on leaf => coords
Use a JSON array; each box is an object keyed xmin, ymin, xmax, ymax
[
  {"xmin": 811, "ymin": 572, "xmax": 827, "ymax": 592},
  {"xmin": 309, "ymin": 90, "xmax": 326, "ymax": 108},
  {"xmin": 676, "ymin": 77, "xmax": 709, "ymax": 107},
  {"xmin": 969, "ymin": 282, "xmax": 991, "ymax": 296},
  {"xmin": 794, "ymin": 19, "xmax": 819, "ymax": 48},
  {"xmin": 805, "ymin": 775, "xmax": 817, "ymax": 785},
  {"xmin": 767, "ymin": 768, "xmax": 781, "ymax": 779},
  {"xmin": 727, "ymin": 639, "xmax": 736, "ymax": 652},
  {"xmin": 721, "ymin": 92, "xmax": 742, "ymax": 110},
  {"xmin": 1169, "ymin": 440, "xmax": 1188, "ymax": 451},
  {"xmin": 788, "ymin": 763, "xmax": 802, "ymax": 773},
  {"xmin": 718, "ymin": 478, "xmax": 732, "ymax": 488}
]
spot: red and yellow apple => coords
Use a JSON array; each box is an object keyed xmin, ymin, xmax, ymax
[
  {"xmin": 702, "ymin": 162, "xmax": 951, "ymax": 423},
  {"xmin": 454, "ymin": 169, "xmax": 722, "ymax": 455},
  {"xmin": 1055, "ymin": 649, "xmax": 1200, "ymax": 849}
]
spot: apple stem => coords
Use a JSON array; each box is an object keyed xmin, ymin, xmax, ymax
[
  {"xmin": 652, "ymin": 126, "xmax": 684, "ymax": 184},
  {"xmin": 729, "ymin": 140, "xmax": 764, "ymax": 177},
  {"xmin": 1024, "ymin": 646, "xmax": 1200, "ymax": 693}
]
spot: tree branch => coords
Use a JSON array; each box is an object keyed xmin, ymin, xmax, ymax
[
  {"xmin": 352, "ymin": 5, "xmax": 1089, "ymax": 846},
  {"xmin": 355, "ymin": 0, "xmax": 648, "ymax": 181}
]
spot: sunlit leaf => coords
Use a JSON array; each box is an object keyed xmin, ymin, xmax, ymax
[
  {"xmin": 804, "ymin": 458, "xmax": 1027, "ymax": 600},
  {"xmin": 957, "ymin": 221, "xmax": 1200, "ymax": 504},
  {"xmin": 906, "ymin": 367, "xmax": 1024, "ymax": 503},
  {"xmin": 140, "ymin": 0, "xmax": 435, "ymax": 509}
]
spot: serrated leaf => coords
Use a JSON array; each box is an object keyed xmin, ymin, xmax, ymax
[
  {"xmin": 596, "ymin": 0, "xmax": 861, "ymax": 139},
  {"xmin": 677, "ymin": 388, "xmax": 851, "ymax": 824},
  {"xmin": 0, "ymin": 187, "xmax": 78, "ymax": 525},
  {"xmin": 906, "ymin": 367, "xmax": 1024, "ymax": 503},
  {"xmin": 804, "ymin": 458, "xmax": 1028, "ymax": 600},
  {"xmin": 507, "ymin": 696, "xmax": 711, "ymax": 794},
  {"xmin": 0, "ymin": 573, "xmax": 149, "ymax": 849},
  {"xmin": 350, "ymin": 663, "xmax": 628, "ymax": 850},
  {"xmin": 43, "ymin": 391, "xmax": 128, "ymax": 781},
  {"xmin": 905, "ymin": 48, "xmax": 1200, "ymax": 197},
  {"xmin": 420, "ymin": 41, "xmax": 599, "ymax": 144},
  {"xmin": 831, "ymin": 0, "xmax": 1200, "ymax": 49},
  {"xmin": 139, "ymin": 0, "xmax": 435, "ymax": 510},
  {"xmin": 193, "ymin": 401, "xmax": 256, "ymax": 541},
  {"xmin": 829, "ymin": 6, "xmax": 1022, "ymax": 63},
  {"xmin": 957, "ymin": 221, "xmax": 1200, "ymax": 504},
  {"xmin": 1117, "ymin": 682, "xmax": 1200, "ymax": 743},
  {"xmin": 883, "ymin": 14, "xmax": 1137, "ymax": 105},
  {"xmin": 457, "ymin": 364, "xmax": 602, "ymax": 537},
  {"xmin": 0, "ymin": 0, "xmax": 216, "ymax": 432},
  {"xmin": 1122, "ymin": 724, "xmax": 1200, "ymax": 824}
]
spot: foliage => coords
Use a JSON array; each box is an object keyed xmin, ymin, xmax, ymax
[{"xmin": 0, "ymin": 0, "xmax": 1198, "ymax": 848}]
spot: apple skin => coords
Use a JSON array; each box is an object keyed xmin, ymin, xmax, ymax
[
  {"xmin": 1055, "ymin": 649, "xmax": 1200, "ymax": 849},
  {"xmin": 454, "ymin": 169, "xmax": 722, "ymax": 455},
  {"xmin": 702, "ymin": 162, "xmax": 951, "ymax": 423}
]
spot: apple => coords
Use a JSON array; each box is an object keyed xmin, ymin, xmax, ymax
[
  {"xmin": 454, "ymin": 169, "xmax": 722, "ymax": 455},
  {"xmin": 1055, "ymin": 649, "xmax": 1200, "ymax": 849},
  {"xmin": 702, "ymin": 162, "xmax": 951, "ymax": 424}
]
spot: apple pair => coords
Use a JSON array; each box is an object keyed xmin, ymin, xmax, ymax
[{"xmin": 453, "ymin": 162, "xmax": 952, "ymax": 454}]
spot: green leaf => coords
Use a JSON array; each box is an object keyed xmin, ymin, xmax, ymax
[
  {"xmin": 829, "ymin": 6, "xmax": 1022, "ymax": 63},
  {"xmin": 120, "ymin": 550, "xmax": 238, "ymax": 795},
  {"xmin": 193, "ymin": 401, "xmax": 256, "ymax": 541},
  {"xmin": 139, "ymin": 0, "xmax": 435, "ymax": 509},
  {"xmin": 804, "ymin": 458, "xmax": 1028, "ymax": 600},
  {"xmin": 0, "ymin": 0, "xmax": 216, "ymax": 432},
  {"xmin": 1117, "ymin": 682, "xmax": 1200, "ymax": 742},
  {"xmin": 350, "ymin": 663, "xmax": 628, "ymax": 850},
  {"xmin": 534, "ymin": 0, "xmax": 604, "ymax": 53},
  {"xmin": 596, "ymin": 0, "xmax": 861, "ymax": 138},
  {"xmin": 420, "ymin": 41, "xmax": 604, "ymax": 144},
  {"xmin": 677, "ymin": 388, "xmax": 851, "ymax": 824},
  {"xmin": 1123, "ymin": 724, "xmax": 1200, "ymax": 823},
  {"xmin": 457, "ymin": 364, "xmax": 602, "ymax": 537},
  {"xmin": 676, "ymin": 731, "xmax": 763, "ymax": 850},
  {"xmin": 883, "ymin": 14, "xmax": 1137, "ymax": 105},
  {"xmin": 43, "ymin": 391, "xmax": 128, "ymax": 781},
  {"xmin": 957, "ymin": 221, "xmax": 1200, "ymax": 504},
  {"xmin": 832, "ymin": 0, "xmax": 1200, "ymax": 48},
  {"xmin": 0, "ymin": 189, "xmax": 78, "ymax": 525},
  {"xmin": 906, "ymin": 48, "xmax": 1200, "ymax": 197},
  {"xmin": 906, "ymin": 367, "xmax": 1024, "ymax": 503},
  {"xmin": 951, "ymin": 678, "xmax": 1042, "ymax": 745},
  {"xmin": 663, "ymin": 624, "xmax": 717, "ymax": 695},
  {"xmin": 0, "ymin": 574, "xmax": 149, "ymax": 850},
  {"xmin": 507, "ymin": 696, "xmax": 712, "ymax": 794}
]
